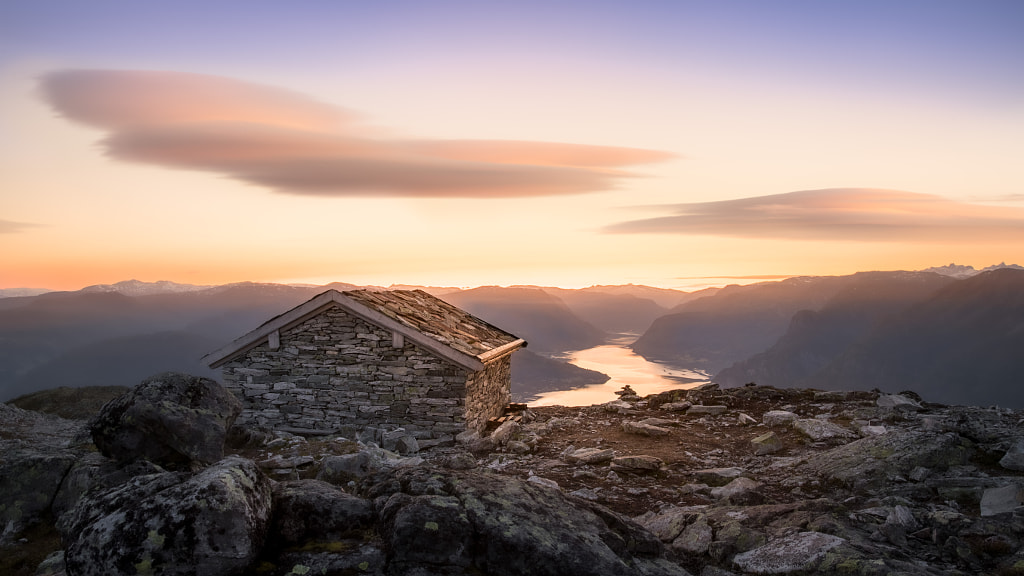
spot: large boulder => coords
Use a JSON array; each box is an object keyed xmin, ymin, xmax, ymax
[
  {"xmin": 90, "ymin": 372, "xmax": 242, "ymax": 467},
  {"xmin": 269, "ymin": 479, "xmax": 376, "ymax": 547},
  {"xmin": 361, "ymin": 466, "xmax": 689, "ymax": 576},
  {"xmin": 799, "ymin": 430, "xmax": 973, "ymax": 490},
  {"xmin": 0, "ymin": 448, "xmax": 78, "ymax": 542},
  {"xmin": 60, "ymin": 456, "xmax": 272, "ymax": 576},
  {"xmin": 0, "ymin": 403, "xmax": 85, "ymax": 543}
]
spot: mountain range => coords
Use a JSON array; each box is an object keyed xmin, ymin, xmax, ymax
[{"xmin": 3, "ymin": 264, "xmax": 1023, "ymax": 406}]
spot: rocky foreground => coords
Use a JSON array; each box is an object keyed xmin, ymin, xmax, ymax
[{"xmin": 3, "ymin": 374, "xmax": 1024, "ymax": 575}]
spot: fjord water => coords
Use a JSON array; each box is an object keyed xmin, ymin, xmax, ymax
[{"xmin": 531, "ymin": 335, "xmax": 709, "ymax": 407}]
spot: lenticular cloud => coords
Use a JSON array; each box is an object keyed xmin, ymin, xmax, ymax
[
  {"xmin": 40, "ymin": 69, "xmax": 674, "ymax": 198},
  {"xmin": 605, "ymin": 188, "xmax": 1024, "ymax": 242}
]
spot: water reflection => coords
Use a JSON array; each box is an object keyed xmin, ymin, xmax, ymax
[{"xmin": 530, "ymin": 338, "xmax": 709, "ymax": 407}]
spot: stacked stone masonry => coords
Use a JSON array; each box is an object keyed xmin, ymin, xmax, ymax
[{"xmin": 220, "ymin": 306, "xmax": 512, "ymax": 438}]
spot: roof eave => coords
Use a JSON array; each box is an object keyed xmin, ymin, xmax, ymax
[{"xmin": 477, "ymin": 338, "xmax": 527, "ymax": 364}]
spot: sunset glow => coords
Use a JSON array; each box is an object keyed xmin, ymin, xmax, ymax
[{"xmin": 2, "ymin": 1, "xmax": 1022, "ymax": 291}]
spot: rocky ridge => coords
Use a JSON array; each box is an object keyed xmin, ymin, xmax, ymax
[{"xmin": 4, "ymin": 375, "xmax": 1024, "ymax": 575}]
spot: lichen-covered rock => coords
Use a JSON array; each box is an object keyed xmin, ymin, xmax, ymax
[
  {"xmin": 711, "ymin": 477, "xmax": 764, "ymax": 505},
  {"xmin": 263, "ymin": 545, "xmax": 385, "ymax": 576},
  {"xmin": 90, "ymin": 372, "xmax": 242, "ymax": 467},
  {"xmin": 636, "ymin": 507, "xmax": 700, "ymax": 543},
  {"xmin": 362, "ymin": 466, "xmax": 689, "ymax": 576},
  {"xmin": 610, "ymin": 455, "xmax": 665, "ymax": 474},
  {"xmin": 270, "ymin": 479, "xmax": 375, "ymax": 547},
  {"xmin": 793, "ymin": 419, "xmax": 857, "ymax": 442},
  {"xmin": 876, "ymin": 393, "xmax": 923, "ymax": 411},
  {"xmin": 693, "ymin": 467, "xmax": 746, "ymax": 487},
  {"xmin": 751, "ymin": 432, "xmax": 783, "ymax": 455},
  {"xmin": 799, "ymin": 430, "xmax": 974, "ymax": 491},
  {"xmin": 61, "ymin": 456, "xmax": 272, "ymax": 576},
  {"xmin": 0, "ymin": 448, "xmax": 77, "ymax": 542},
  {"xmin": 709, "ymin": 521, "xmax": 766, "ymax": 562},
  {"xmin": 762, "ymin": 410, "xmax": 798, "ymax": 427},
  {"xmin": 671, "ymin": 515, "xmax": 713, "ymax": 556},
  {"xmin": 732, "ymin": 531, "xmax": 845, "ymax": 574},
  {"xmin": 980, "ymin": 484, "xmax": 1024, "ymax": 517},
  {"xmin": 317, "ymin": 451, "xmax": 382, "ymax": 485},
  {"xmin": 623, "ymin": 421, "xmax": 672, "ymax": 436},
  {"xmin": 999, "ymin": 438, "xmax": 1024, "ymax": 471}
]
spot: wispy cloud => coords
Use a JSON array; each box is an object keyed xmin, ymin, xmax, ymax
[
  {"xmin": 40, "ymin": 69, "xmax": 675, "ymax": 198},
  {"xmin": 605, "ymin": 188, "xmax": 1024, "ymax": 242},
  {"xmin": 0, "ymin": 219, "xmax": 38, "ymax": 234}
]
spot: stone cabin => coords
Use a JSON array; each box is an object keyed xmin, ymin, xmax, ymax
[{"xmin": 202, "ymin": 289, "xmax": 526, "ymax": 439}]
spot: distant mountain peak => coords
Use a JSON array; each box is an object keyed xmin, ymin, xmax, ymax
[
  {"xmin": 80, "ymin": 279, "xmax": 212, "ymax": 296},
  {"xmin": 922, "ymin": 262, "xmax": 1021, "ymax": 279},
  {"xmin": 0, "ymin": 287, "xmax": 53, "ymax": 298}
]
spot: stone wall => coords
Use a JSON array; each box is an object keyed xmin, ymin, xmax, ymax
[
  {"xmin": 464, "ymin": 354, "xmax": 512, "ymax": 433},
  {"xmin": 219, "ymin": 306, "xmax": 508, "ymax": 438}
]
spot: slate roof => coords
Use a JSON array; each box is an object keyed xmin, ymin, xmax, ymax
[{"xmin": 202, "ymin": 289, "xmax": 526, "ymax": 371}]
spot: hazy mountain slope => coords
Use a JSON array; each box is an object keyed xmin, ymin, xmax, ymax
[
  {"xmin": 535, "ymin": 288, "xmax": 667, "ymax": 334},
  {"xmin": 714, "ymin": 271, "xmax": 955, "ymax": 387},
  {"xmin": 580, "ymin": 284, "xmax": 706, "ymax": 309},
  {"xmin": 804, "ymin": 268, "xmax": 1024, "ymax": 406},
  {"xmin": 631, "ymin": 275, "xmax": 857, "ymax": 372},
  {"xmin": 9, "ymin": 331, "xmax": 221, "ymax": 400},
  {"xmin": 0, "ymin": 284, "xmax": 320, "ymax": 400},
  {"xmin": 440, "ymin": 286, "xmax": 606, "ymax": 354}
]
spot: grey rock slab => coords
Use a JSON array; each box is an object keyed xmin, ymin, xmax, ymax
[
  {"xmin": 0, "ymin": 448, "xmax": 78, "ymax": 541},
  {"xmin": 670, "ymin": 515, "xmax": 712, "ymax": 555},
  {"xmin": 270, "ymin": 479, "xmax": 375, "ymax": 545},
  {"xmin": 623, "ymin": 421, "xmax": 672, "ymax": 436},
  {"xmin": 751, "ymin": 432, "xmax": 783, "ymax": 455},
  {"xmin": 732, "ymin": 531, "xmax": 845, "ymax": 574},
  {"xmin": 527, "ymin": 475, "xmax": 560, "ymax": 490},
  {"xmin": 611, "ymin": 455, "xmax": 665, "ymax": 473},
  {"xmin": 737, "ymin": 413, "xmax": 757, "ymax": 426},
  {"xmin": 980, "ymin": 484, "xmax": 1024, "ymax": 516},
  {"xmin": 792, "ymin": 419, "xmax": 857, "ymax": 442},
  {"xmin": 317, "ymin": 451, "xmax": 382, "ymax": 484},
  {"xmin": 877, "ymin": 393, "xmax": 923, "ymax": 411},
  {"xmin": 710, "ymin": 477, "xmax": 763, "ymax": 504},
  {"xmin": 761, "ymin": 411, "xmax": 798, "ymax": 427},
  {"xmin": 999, "ymin": 438, "xmax": 1024, "ymax": 471},
  {"xmin": 258, "ymin": 454, "xmax": 315, "ymax": 469},
  {"xmin": 859, "ymin": 425, "xmax": 888, "ymax": 437},
  {"xmin": 61, "ymin": 456, "xmax": 272, "ymax": 576},
  {"xmin": 639, "ymin": 417, "xmax": 678, "ymax": 427},
  {"xmin": 688, "ymin": 405, "xmax": 728, "ymax": 416},
  {"xmin": 799, "ymin": 430, "xmax": 973, "ymax": 491},
  {"xmin": 490, "ymin": 419, "xmax": 521, "ymax": 446},
  {"xmin": 693, "ymin": 467, "xmax": 746, "ymax": 487},
  {"xmin": 636, "ymin": 507, "xmax": 700, "ymax": 543},
  {"xmin": 364, "ymin": 466, "xmax": 687, "ymax": 576},
  {"xmin": 565, "ymin": 447, "xmax": 616, "ymax": 465}
]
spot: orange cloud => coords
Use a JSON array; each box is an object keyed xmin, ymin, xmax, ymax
[
  {"xmin": 40, "ymin": 69, "xmax": 675, "ymax": 198},
  {"xmin": 605, "ymin": 188, "xmax": 1024, "ymax": 242}
]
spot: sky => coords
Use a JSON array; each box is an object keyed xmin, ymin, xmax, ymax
[{"xmin": 2, "ymin": 1, "xmax": 1023, "ymax": 291}]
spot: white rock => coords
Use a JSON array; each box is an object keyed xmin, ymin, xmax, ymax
[
  {"xmin": 999, "ymin": 439, "xmax": 1024, "ymax": 471},
  {"xmin": 733, "ymin": 531, "xmax": 845, "ymax": 574},
  {"xmin": 762, "ymin": 410, "xmax": 798, "ymax": 427},
  {"xmin": 527, "ymin": 475, "xmax": 560, "ymax": 490},
  {"xmin": 877, "ymin": 394, "xmax": 923, "ymax": 411},
  {"xmin": 793, "ymin": 419, "xmax": 857, "ymax": 441},
  {"xmin": 981, "ymin": 484, "xmax": 1024, "ymax": 516}
]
